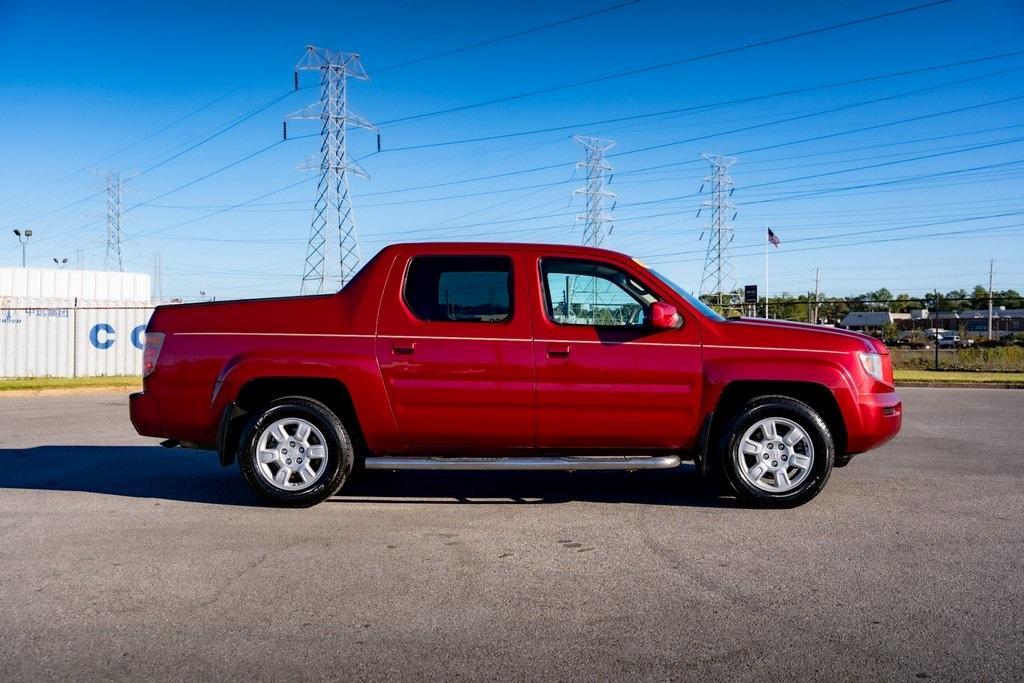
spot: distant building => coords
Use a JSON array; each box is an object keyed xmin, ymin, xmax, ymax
[
  {"xmin": 840, "ymin": 306, "xmax": 1024, "ymax": 338},
  {"xmin": 838, "ymin": 311, "xmax": 911, "ymax": 333},
  {"xmin": 0, "ymin": 267, "xmax": 154, "ymax": 378},
  {"xmin": 0, "ymin": 267, "xmax": 151, "ymax": 304},
  {"xmin": 954, "ymin": 307, "xmax": 1024, "ymax": 336}
]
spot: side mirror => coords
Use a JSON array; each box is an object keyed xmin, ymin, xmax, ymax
[{"xmin": 650, "ymin": 302, "xmax": 683, "ymax": 330}]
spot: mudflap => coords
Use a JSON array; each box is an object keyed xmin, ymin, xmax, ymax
[
  {"xmin": 216, "ymin": 401, "xmax": 247, "ymax": 467},
  {"xmin": 695, "ymin": 412, "xmax": 714, "ymax": 478}
]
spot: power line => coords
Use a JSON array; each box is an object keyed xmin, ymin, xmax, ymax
[
  {"xmin": 737, "ymin": 136, "xmax": 1024, "ymax": 193},
  {"xmin": 377, "ymin": 0, "xmax": 953, "ymax": 126},
  {"xmin": 378, "ymin": 49, "xmax": 1024, "ymax": 152},
  {"xmin": 644, "ymin": 210, "xmax": 1024, "ymax": 262},
  {"xmin": 374, "ymin": 0, "xmax": 643, "ymax": 73},
  {"xmin": 0, "ymin": 1, "xmax": 640, "ymax": 215},
  {"xmin": 120, "ymin": 154, "xmax": 1024, "ymax": 248},
  {"xmin": 133, "ymin": 120, "xmax": 1024, "ymax": 215},
  {"xmin": 30, "ymin": 139, "xmax": 300, "ymax": 257},
  {"xmin": 743, "ymin": 159, "xmax": 1024, "ymax": 206},
  {"xmin": 123, "ymin": 177, "xmax": 316, "ymax": 243},
  {"xmin": 7, "ymin": 24, "xmax": 1012, "ymax": 238},
  {"xmin": 610, "ymin": 75, "xmax": 1024, "ymax": 160},
  {"xmin": 325, "ymin": 82, "xmax": 1024, "ymax": 204}
]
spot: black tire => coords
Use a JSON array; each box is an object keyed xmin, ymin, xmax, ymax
[
  {"xmin": 237, "ymin": 396, "xmax": 353, "ymax": 507},
  {"xmin": 715, "ymin": 395, "xmax": 833, "ymax": 508}
]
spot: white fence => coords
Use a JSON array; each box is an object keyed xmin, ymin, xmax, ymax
[{"xmin": 0, "ymin": 298, "xmax": 155, "ymax": 378}]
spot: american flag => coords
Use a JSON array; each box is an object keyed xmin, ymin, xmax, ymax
[{"xmin": 767, "ymin": 228, "xmax": 781, "ymax": 247}]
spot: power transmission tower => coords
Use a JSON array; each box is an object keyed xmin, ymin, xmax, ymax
[
  {"xmin": 104, "ymin": 171, "xmax": 124, "ymax": 272},
  {"xmin": 75, "ymin": 247, "xmax": 85, "ymax": 270},
  {"xmin": 286, "ymin": 45, "xmax": 378, "ymax": 294},
  {"xmin": 572, "ymin": 135, "xmax": 616, "ymax": 248},
  {"xmin": 568, "ymin": 136, "xmax": 619, "ymax": 323},
  {"xmin": 153, "ymin": 252, "xmax": 164, "ymax": 302},
  {"xmin": 698, "ymin": 154, "xmax": 737, "ymax": 309}
]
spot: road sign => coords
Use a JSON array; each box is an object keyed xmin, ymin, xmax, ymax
[{"xmin": 744, "ymin": 285, "xmax": 758, "ymax": 304}]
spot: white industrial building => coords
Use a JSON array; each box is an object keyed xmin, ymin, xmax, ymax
[
  {"xmin": 0, "ymin": 267, "xmax": 152, "ymax": 302},
  {"xmin": 0, "ymin": 268, "xmax": 156, "ymax": 378}
]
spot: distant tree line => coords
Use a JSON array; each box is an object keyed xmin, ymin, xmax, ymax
[{"xmin": 701, "ymin": 285, "xmax": 1024, "ymax": 323}]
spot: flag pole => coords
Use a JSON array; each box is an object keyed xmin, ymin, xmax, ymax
[{"xmin": 764, "ymin": 224, "xmax": 769, "ymax": 318}]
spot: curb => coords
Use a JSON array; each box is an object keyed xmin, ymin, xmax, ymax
[{"xmin": 896, "ymin": 381, "xmax": 1024, "ymax": 390}]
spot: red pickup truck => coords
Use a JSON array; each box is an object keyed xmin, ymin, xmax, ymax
[{"xmin": 130, "ymin": 242, "xmax": 901, "ymax": 507}]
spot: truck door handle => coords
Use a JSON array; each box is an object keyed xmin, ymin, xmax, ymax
[
  {"xmin": 392, "ymin": 342, "xmax": 416, "ymax": 354},
  {"xmin": 546, "ymin": 344, "xmax": 571, "ymax": 358}
]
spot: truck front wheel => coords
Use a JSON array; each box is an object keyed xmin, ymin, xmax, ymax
[
  {"xmin": 238, "ymin": 396, "xmax": 353, "ymax": 507},
  {"xmin": 717, "ymin": 395, "xmax": 834, "ymax": 507}
]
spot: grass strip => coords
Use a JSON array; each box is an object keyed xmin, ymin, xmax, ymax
[
  {"xmin": 894, "ymin": 369, "xmax": 1024, "ymax": 384},
  {"xmin": 0, "ymin": 375, "xmax": 142, "ymax": 392}
]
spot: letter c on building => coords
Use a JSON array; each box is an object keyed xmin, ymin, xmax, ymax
[
  {"xmin": 131, "ymin": 325, "xmax": 146, "ymax": 350},
  {"xmin": 90, "ymin": 323, "xmax": 116, "ymax": 350}
]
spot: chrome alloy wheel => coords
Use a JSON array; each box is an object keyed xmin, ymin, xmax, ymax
[
  {"xmin": 255, "ymin": 418, "xmax": 328, "ymax": 492},
  {"xmin": 735, "ymin": 417, "xmax": 814, "ymax": 493}
]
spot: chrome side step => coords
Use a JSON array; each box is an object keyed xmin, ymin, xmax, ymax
[{"xmin": 363, "ymin": 455, "xmax": 681, "ymax": 471}]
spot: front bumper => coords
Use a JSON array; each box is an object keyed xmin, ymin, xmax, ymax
[
  {"xmin": 129, "ymin": 391, "xmax": 166, "ymax": 438},
  {"xmin": 847, "ymin": 390, "xmax": 902, "ymax": 454}
]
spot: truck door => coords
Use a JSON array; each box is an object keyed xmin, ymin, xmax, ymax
[
  {"xmin": 531, "ymin": 257, "xmax": 702, "ymax": 450},
  {"xmin": 375, "ymin": 252, "xmax": 535, "ymax": 450}
]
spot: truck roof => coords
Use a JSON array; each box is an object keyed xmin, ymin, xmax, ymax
[{"xmin": 381, "ymin": 241, "xmax": 631, "ymax": 259}]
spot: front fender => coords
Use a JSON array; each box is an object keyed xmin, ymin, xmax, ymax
[{"xmin": 700, "ymin": 351, "xmax": 861, "ymax": 448}]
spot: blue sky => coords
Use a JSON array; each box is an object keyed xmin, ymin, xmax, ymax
[{"xmin": 1, "ymin": 0, "xmax": 1023, "ymax": 301}]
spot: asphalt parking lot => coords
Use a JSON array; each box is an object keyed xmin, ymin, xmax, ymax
[{"xmin": 0, "ymin": 387, "xmax": 1021, "ymax": 680}]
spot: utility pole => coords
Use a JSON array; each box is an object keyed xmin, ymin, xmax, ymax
[
  {"xmin": 104, "ymin": 171, "xmax": 124, "ymax": 272},
  {"xmin": 287, "ymin": 45, "xmax": 378, "ymax": 294},
  {"xmin": 572, "ymin": 135, "xmax": 616, "ymax": 248},
  {"xmin": 75, "ymin": 247, "xmax": 84, "ymax": 270},
  {"xmin": 698, "ymin": 154, "xmax": 737, "ymax": 310},
  {"xmin": 988, "ymin": 259, "xmax": 994, "ymax": 341},
  {"xmin": 813, "ymin": 267, "xmax": 821, "ymax": 324}
]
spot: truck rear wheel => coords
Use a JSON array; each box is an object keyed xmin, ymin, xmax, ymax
[
  {"xmin": 238, "ymin": 396, "xmax": 353, "ymax": 507},
  {"xmin": 717, "ymin": 395, "xmax": 833, "ymax": 507}
]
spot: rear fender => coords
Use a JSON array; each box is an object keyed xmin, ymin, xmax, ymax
[{"xmin": 211, "ymin": 349, "xmax": 403, "ymax": 456}]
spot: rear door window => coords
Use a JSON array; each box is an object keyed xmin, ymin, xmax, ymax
[{"xmin": 404, "ymin": 255, "xmax": 513, "ymax": 323}]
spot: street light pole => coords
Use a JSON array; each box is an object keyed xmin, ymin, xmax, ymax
[{"xmin": 12, "ymin": 229, "xmax": 33, "ymax": 267}]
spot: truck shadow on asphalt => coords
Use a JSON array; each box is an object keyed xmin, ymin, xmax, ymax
[{"xmin": 0, "ymin": 445, "xmax": 734, "ymax": 508}]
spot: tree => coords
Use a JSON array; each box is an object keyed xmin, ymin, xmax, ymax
[
  {"xmin": 891, "ymin": 293, "xmax": 919, "ymax": 313},
  {"xmin": 971, "ymin": 285, "xmax": 989, "ymax": 310}
]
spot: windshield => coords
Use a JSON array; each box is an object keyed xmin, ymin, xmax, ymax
[{"xmin": 648, "ymin": 269, "xmax": 726, "ymax": 322}]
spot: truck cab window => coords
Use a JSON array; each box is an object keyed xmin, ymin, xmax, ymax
[
  {"xmin": 404, "ymin": 255, "xmax": 512, "ymax": 322},
  {"xmin": 541, "ymin": 259, "xmax": 656, "ymax": 327}
]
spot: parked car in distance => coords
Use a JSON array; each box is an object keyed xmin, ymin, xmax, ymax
[
  {"xmin": 892, "ymin": 334, "xmax": 930, "ymax": 350},
  {"xmin": 130, "ymin": 243, "xmax": 902, "ymax": 508}
]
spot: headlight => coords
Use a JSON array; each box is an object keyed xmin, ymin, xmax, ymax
[{"xmin": 858, "ymin": 351, "xmax": 884, "ymax": 381}]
